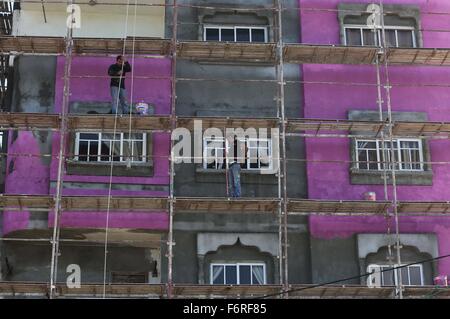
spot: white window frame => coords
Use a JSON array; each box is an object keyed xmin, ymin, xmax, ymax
[
  {"xmin": 203, "ymin": 136, "xmax": 226, "ymax": 170},
  {"xmin": 203, "ymin": 25, "xmax": 268, "ymax": 43},
  {"xmin": 210, "ymin": 263, "xmax": 267, "ymax": 285},
  {"xmin": 343, "ymin": 25, "xmax": 417, "ymax": 48},
  {"xmin": 355, "ymin": 138, "xmax": 424, "ymax": 172},
  {"xmin": 368, "ymin": 264, "xmax": 424, "ymax": 286},
  {"xmin": 202, "ymin": 136, "xmax": 273, "ymax": 171},
  {"xmin": 74, "ymin": 132, "xmax": 147, "ymax": 163}
]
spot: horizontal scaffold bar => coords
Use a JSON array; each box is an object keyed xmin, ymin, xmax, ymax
[
  {"xmin": 0, "ymin": 282, "xmax": 448, "ymax": 298},
  {"xmin": 1, "ymin": 113, "xmax": 449, "ymax": 138},
  {"xmin": 1, "ymin": 195, "xmax": 450, "ymax": 215},
  {"xmin": 2, "ymin": 36, "xmax": 450, "ymax": 66}
]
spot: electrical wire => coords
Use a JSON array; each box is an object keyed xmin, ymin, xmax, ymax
[{"xmin": 256, "ymin": 253, "xmax": 450, "ymax": 299}]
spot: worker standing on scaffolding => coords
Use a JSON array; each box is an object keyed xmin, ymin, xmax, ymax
[
  {"xmin": 108, "ymin": 55, "xmax": 132, "ymax": 115},
  {"xmin": 227, "ymin": 137, "xmax": 242, "ymax": 198}
]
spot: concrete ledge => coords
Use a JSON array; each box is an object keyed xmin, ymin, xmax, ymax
[
  {"xmin": 350, "ymin": 169, "xmax": 433, "ymax": 185},
  {"xmin": 195, "ymin": 167, "xmax": 277, "ymax": 184},
  {"xmin": 66, "ymin": 160, "xmax": 154, "ymax": 177}
]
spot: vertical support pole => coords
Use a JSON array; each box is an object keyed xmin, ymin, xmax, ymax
[
  {"xmin": 275, "ymin": 0, "xmax": 289, "ymax": 295},
  {"xmin": 49, "ymin": 0, "xmax": 74, "ymax": 299},
  {"xmin": 373, "ymin": 8, "xmax": 394, "ymax": 277},
  {"xmin": 379, "ymin": 2, "xmax": 403, "ymax": 299},
  {"xmin": 167, "ymin": 0, "xmax": 178, "ymax": 299}
]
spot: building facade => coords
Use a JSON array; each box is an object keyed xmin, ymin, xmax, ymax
[
  {"xmin": 0, "ymin": 0, "xmax": 448, "ymax": 296},
  {"xmin": 300, "ymin": 0, "xmax": 450, "ymax": 286},
  {"xmin": 1, "ymin": 1, "xmax": 170, "ymax": 284}
]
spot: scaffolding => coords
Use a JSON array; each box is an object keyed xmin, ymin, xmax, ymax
[{"xmin": 0, "ymin": 1, "xmax": 449, "ymax": 299}]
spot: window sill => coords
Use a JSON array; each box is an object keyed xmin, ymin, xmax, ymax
[
  {"xmin": 195, "ymin": 167, "xmax": 277, "ymax": 184},
  {"xmin": 66, "ymin": 160, "xmax": 154, "ymax": 177},
  {"xmin": 350, "ymin": 169, "xmax": 433, "ymax": 186}
]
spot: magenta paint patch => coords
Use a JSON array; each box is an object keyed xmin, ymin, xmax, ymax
[
  {"xmin": 299, "ymin": 0, "xmax": 450, "ymax": 274},
  {"xmin": 4, "ymin": 56, "xmax": 171, "ymax": 234}
]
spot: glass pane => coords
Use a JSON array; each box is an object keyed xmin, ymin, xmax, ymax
[
  {"xmin": 101, "ymin": 141, "xmax": 120, "ymax": 162},
  {"xmin": 385, "ymin": 30, "xmax": 397, "ymax": 47},
  {"xmin": 400, "ymin": 267, "xmax": 409, "ymax": 285},
  {"xmin": 205, "ymin": 28, "xmax": 219, "ymax": 41},
  {"xmin": 410, "ymin": 149, "xmax": 421, "ymax": 170},
  {"xmin": 89, "ymin": 141, "xmax": 98, "ymax": 162},
  {"xmin": 212, "ymin": 266, "xmax": 224, "ymax": 284},
  {"xmin": 358, "ymin": 152, "xmax": 368, "ymax": 170},
  {"xmin": 102, "ymin": 133, "xmax": 121, "ymax": 140},
  {"xmin": 221, "ymin": 29, "xmax": 234, "ymax": 42},
  {"xmin": 79, "ymin": 133, "xmax": 99, "ymax": 140},
  {"xmin": 397, "ymin": 30, "xmax": 414, "ymax": 47},
  {"xmin": 400, "ymin": 141, "xmax": 419, "ymax": 149},
  {"xmin": 236, "ymin": 28, "xmax": 250, "ymax": 42},
  {"xmin": 124, "ymin": 133, "xmax": 143, "ymax": 140},
  {"xmin": 78, "ymin": 141, "xmax": 88, "ymax": 161},
  {"xmin": 382, "ymin": 267, "xmax": 395, "ymax": 286},
  {"xmin": 409, "ymin": 266, "xmax": 422, "ymax": 285},
  {"xmin": 252, "ymin": 266, "xmax": 265, "ymax": 284},
  {"xmin": 362, "ymin": 29, "xmax": 377, "ymax": 46},
  {"xmin": 251, "ymin": 29, "xmax": 266, "ymax": 42},
  {"xmin": 368, "ymin": 149, "xmax": 378, "ymax": 170},
  {"xmin": 345, "ymin": 29, "xmax": 362, "ymax": 46},
  {"xmin": 249, "ymin": 146, "xmax": 258, "ymax": 169},
  {"xmin": 239, "ymin": 265, "xmax": 251, "ymax": 284},
  {"xmin": 225, "ymin": 265, "xmax": 237, "ymax": 284},
  {"xmin": 101, "ymin": 142, "xmax": 111, "ymax": 161}
]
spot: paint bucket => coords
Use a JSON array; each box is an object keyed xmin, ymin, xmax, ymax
[
  {"xmin": 135, "ymin": 101, "xmax": 152, "ymax": 115},
  {"xmin": 434, "ymin": 275, "xmax": 448, "ymax": 286},
  {"xmin": 364, "ymin": 192, "xmax": 376, "ymax": 201}
]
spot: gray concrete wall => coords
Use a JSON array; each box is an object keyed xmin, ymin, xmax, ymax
[
  {"xmin": 169, "ymin": 0, "xmax": 306, "ymax": 198},
  {"xmin": 10, "ymin": 55, "xmax": 56, "ymax": 166},
  {"xmin": 171, "ymin": 214, "xmax": 311, "ymax": 284},
  {"xmin": 166, "ymin": 0, "xmax": 309, "ymax": 285},
  {"xmin": 1, "ymin": 242, "xmax": 158, "ymax": 284},
  {"xmin": 310, "ymin": 236, "xmax": 361, "ymax": 285}
]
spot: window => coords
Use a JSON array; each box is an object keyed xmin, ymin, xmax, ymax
[
  {"xmin": 204, "ymin": 26, "xmax": 268, "ymax": 43},
  {"xmin": 344, "ymin": 26, "xmax": 416, "ymax": 47},
  {"xmin": 367, "ymin": 264, "xmax": 424, "ymax": 287},
  {"xmin": 74, "ymin": 132, "xmax": 146, "ymax": 163},
  {"xmin": 203, "ymin": 136, "xmax": 273, "ymax": 171},
  {"xmin": 355, "ymin": 139, "xmax": 423, "ymax": 171},
  {"xmin": 210, "ymin": 263, "xmax": 266, "ymax": 285}
]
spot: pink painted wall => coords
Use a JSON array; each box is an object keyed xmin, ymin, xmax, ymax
[
  {"xmin": 3, "ymin": 132, "xmax": 50, "ymax": 234},
  {"xmin": 3, "ymin": 56, "xmax": 171, "ymax": 234},
  {"xmin": 300, "ymin": 0, "xmax": 450, "ymax": 275}
]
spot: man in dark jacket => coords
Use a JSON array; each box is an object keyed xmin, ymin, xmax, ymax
[{"xmin": 108, "ymin": 55, "xmax": 131, "ymax": 114}]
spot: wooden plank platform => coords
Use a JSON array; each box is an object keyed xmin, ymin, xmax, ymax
[
  {"xmin": 67, "ymin": 114, "xmax": 171, "ymax": 132},
  {"xmin": 177, "ymin": 41, "xmax": 277, "ymax": 63},
  {"xmin": 0, "ymin": 282, "xmax": 447, "ymax": 298},
  {"xmin": 0, "ymin": 36, "xmax": 171, "ymax": 56},
  {"xmin": 287, "ymin": 118, "xmax": 385, "ymax": 134},
  {"xmin": 386, "ymin": 48, "xmax": 450, "ymax": 66},
  {"xmin": 397, "ymin": 201, "xmax": 450, "ymax": 215},
  {"xmin": 174, "ymin": 197, "xmax": 279, "ymax": 213},
  {"xmin": 2, "ymin": 113, "xmax": 449, "ymax": 138},
  {"xmin": 2, "ymin": 36, "xmax": 450, "ymax": 66},
  {"xmin": 177, "ymin": 116, "xmax": 279, "ymax": 130},
  {"xmin": 284, "ymin": 44, "xmax": 379, "ymax": 65},
  {"xmin": 287, "ymin": 199, "xmax": 391, "ymax": 215},
  {"xmin": 0, "ymin": 113, "xmax": 61, "ymax": 130},
  {"xmin": 2, "ymin": 195, "xmax": 450, "ymax": 215}
]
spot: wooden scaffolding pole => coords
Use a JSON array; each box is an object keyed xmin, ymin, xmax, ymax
[
  {"xmin": 167, "ymin": 0, "xmax": 178, "ymax": 300},
  {"xmin": 275, "ymin": 0, "xmax": 289, "ymax": 294},
  {"xmin": 49, "ymin": 0, "xmax": 74, "ymax": 299}
]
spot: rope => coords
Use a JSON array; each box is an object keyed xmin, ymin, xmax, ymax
[{"xmin": 102, "ymin": 0, "xmax": 134, "ymax": 298}]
